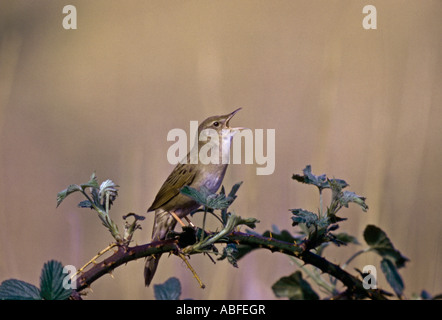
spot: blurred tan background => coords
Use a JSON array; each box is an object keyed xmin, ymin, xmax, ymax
[{"xmin": 1, "ymin": 0, "xmax": 441, "ymax": 299}]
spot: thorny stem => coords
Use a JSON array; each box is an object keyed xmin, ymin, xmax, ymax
[
  {"xmin": 72, "ymin": 231, "xmax": 388, "ymax": 300},
  {"xmin": 74, "ymin": 239, "xmax": 179, "ymax": 293}
]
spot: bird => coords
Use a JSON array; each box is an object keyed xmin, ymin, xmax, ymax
[{"xmin": 144, "ymin": 108, "xmax": 243, "ymax": 286}]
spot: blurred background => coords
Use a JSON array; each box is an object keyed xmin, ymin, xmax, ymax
[{"xmin": 0, "ymin": 0, "xmax": 441, "ymax": 299}]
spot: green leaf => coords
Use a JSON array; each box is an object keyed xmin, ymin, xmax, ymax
[
  {"xmin": 292, "ymin": 165, "xmax": 348, "ymax": 191},
  {"xmin": 430, "ymin": 293, "xmax": 442, "ymax": 300},
  {"xmin": 122, "ymin": 212, "xmax": 145, "ymax": 222},
  {"xmin": 412, "ymin": 290, "xmax": 442, "ymax": 300},
  {"xmin": 154, "ymin": 277, "xmax": 181, "ymax": 300},
  {"xmin": 272, "ymin": 271, "xmax": 319, "ymax": 300},
  {"xmin": 363, "ymin": 225, "xmax": 409, "ymax": 268},
  {"xmin": 236, "ymin": 216, "xmax": 259, "ymax": 229},
  {"xmin": 180, "ymin": 182, "xmax": 242, "ymax": 210},
  {"xmin": 57, "ymin": 173, "xmax": 102, "ymax": 208},
  {"xmin": 0, "ymin": 279, "xmax": 41, "ymax": 300},
  {"xmin": 180, "ymin": 185, "xmax": 206, "ymax": 204},
  {"xmin": 328, "ymin": 179, "xmax": 368, "ymax": 216},
  {"xmin": 218, "ymin": 243, "xmax": 239, "ymax": 268},
  {"xmin": 380, "ymin": 258, "xmax": 404, "ymax": 297},
  {"xmin": 417, "ymin": 290, "xmax": 433, "ymax": 300},
  {"xmin": 56, "ymin": 184, "xmax": 81, "ymax": 207},
  {"xmin": 291, "ymin": 209, "xmax": 328, "ymax": 228},
  {"xmin": 227, "ymin": 181, "xmax": 243, "ymax": 200},
  {"xmin": 180, "ymin": 186, "xmax": 217, "ymax": 208},
  {"xmin": 80, "ymin": 172, "xmax": 100, "ymax": 190},
  {"xmin": 40, "ymin": 260, "xmax": 72, "ymax": 300},
  {"xmin": 77, "ymin": 200, "xmax": 93, "ymax": 208},
  {"xmin": 339, "ymin": 191, "xmax": 369, "ymax": 212},
  {"xmin": 332, "ymin": 232, "xmax": 360, "ymax": 245}
]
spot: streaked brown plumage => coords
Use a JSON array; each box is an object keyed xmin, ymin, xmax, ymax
[{"xmin": 144, "ymin": 108, "xmax": 243, "ymax": 286}]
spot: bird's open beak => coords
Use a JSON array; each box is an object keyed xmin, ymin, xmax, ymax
[{"xmin": 225, "ymin": 107, "xmax": 246, "ymax": 131}]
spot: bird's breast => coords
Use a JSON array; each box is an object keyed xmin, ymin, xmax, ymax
[{"xmin": 200, "ymin": 164, "xmax": 229, "ymax": 193}]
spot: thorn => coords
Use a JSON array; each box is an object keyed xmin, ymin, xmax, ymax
[
  {"xmin": 205, "ymin": 252, "xmax": 216, "ymax": 265},
  {"xmin": 109, "ymin": 272, "xmax": 114, "ymax": 279},
  {"xmin": 78, "ymin": 278, "xmax": 86, "ymax": 287}
]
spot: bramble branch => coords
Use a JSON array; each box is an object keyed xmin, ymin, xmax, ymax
[
  {"xmin": 75, "ymin": 239, "xmax": 178, "ymax": 293},
  {"xmin": 228, "ymin": 232, "xmax": 388, "ymax": 300},
  {"xmin": 73, "ymin": 231, "xmax": 388, "ymax": 300}
]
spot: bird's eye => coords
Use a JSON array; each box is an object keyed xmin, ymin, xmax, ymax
[{"xmin": 213, "ymin": 121, "xmax": 219, "ymax": 127}]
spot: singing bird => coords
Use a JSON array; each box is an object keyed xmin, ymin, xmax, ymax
[{"xmin": 145, "ymin": 108, "xmax": 243, "ymax": 286}]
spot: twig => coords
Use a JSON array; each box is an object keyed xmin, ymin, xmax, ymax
[
  {"xmin": 178, "ymin": 253, "xmax": 206, "ymax": 289},
  {"xmin": 200, "ymin": 207, "xmax": 207, "ymax": 242},
  {"xmin": 71, "ymin": 243, "xmax": 117, "ymax": 281},
  {"xmin": 289, "ymin": 256, "xmax": 336, "ymax": 295},
  {"xmin": 170, "ymin": 211, "xmax": 186, "ymax": 227},
  {"xmin": 341, "ymin": 248, "xmax": 371, "ymax": 270}
]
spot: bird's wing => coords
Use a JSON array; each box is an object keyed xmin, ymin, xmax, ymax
[{"xmin": 147, "ymin": 163, "xmax": 197, "ymax": 212}]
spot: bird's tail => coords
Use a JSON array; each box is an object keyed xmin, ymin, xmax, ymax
[{"xmin": 144, "ymin": 210, "xmax": 177, "ymax": 286}]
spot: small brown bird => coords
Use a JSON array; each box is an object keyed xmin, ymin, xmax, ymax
[{"xmin": 144, "ymin": 108, "xmax": 243, "ymax": 286}]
